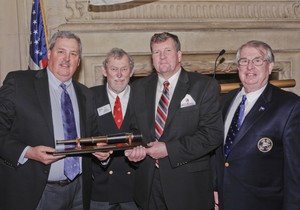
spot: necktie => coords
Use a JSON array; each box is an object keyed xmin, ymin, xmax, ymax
[
  {"xmin": 155, "ymin": 81, "xmax": 170, "ymax": 140},
  {"xmin": 224, "ymin": 95, "xmax": 247, "ymax": 157},
  {"xmin": 154, "ymin": 81, "xmax": 170, "ymax": 167},
  {"xmin": 114, "ymin": 96, "xmax": 123, "ymax": 129},
  {"xmin": 60, "ymin": 83, "xmax": 80, "ymax": 181}
]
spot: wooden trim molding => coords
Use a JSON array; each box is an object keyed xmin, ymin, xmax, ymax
[{"xmin": 220, "ymin": 79, "xmax": 296, "ymax": 93}]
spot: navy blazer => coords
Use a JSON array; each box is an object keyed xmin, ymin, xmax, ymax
[
  {"xmin": 130, "ymin": 69, "xmax": 223, "ymax": 210},
  {"xmin": 90, "ymin": 85, "xmax": 136, "ymax": 204},
  {"xmin": 215, "ymin": 83, "xmax": 300, "ymax": 210},
  {"xmin": 0, "ymin": 69, "xmax": 96, "ymax": 210}
]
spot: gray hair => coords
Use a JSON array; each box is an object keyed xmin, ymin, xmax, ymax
[
  {"xmin": 48, "ymin": 31, "xmax": 82, "ymax": 56},
  {"xmin": 150, "ymin": 32, "xmax": 181, "ymax": 52},
  {"xmin": 102, "ymin": 48, "xmax": 134, "ymax": 70},
  {"xmin": 236, "ymin": 40, "xmax": 274, "ymax": 64}
]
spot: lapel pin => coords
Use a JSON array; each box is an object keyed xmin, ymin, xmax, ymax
[{"xmin": 259, "ymin": 106, "xmax": 265, "ymax": 111}]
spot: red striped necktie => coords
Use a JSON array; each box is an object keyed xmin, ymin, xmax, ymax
[{"xmin": 154, "ymin": 81, "xmax": 170, "ymax": 167}]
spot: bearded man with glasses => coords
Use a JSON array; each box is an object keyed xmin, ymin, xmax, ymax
[{"xmin": 213, "ymin": 40, "xmax": 300, "ymax": 210}]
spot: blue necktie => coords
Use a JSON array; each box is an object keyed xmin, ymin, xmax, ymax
[
  {"xmin": 224, "ymin": 95, "xmax": 247, "ymax": 157},
  {"xmin": 60, "ymin": 83, "xmax": 80, "ymax": 181}
]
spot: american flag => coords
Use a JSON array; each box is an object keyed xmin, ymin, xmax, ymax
[{"xmin": 29, "ymin": 0, "xmax": 48, "ymax": 70}]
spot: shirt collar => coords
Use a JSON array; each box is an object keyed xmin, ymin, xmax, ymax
[
  {"xmin": 158, "ymin": 68, "xmax": 181, "ymax": 91},
  {"xmin": 47, "ymin": 68, "xmax": 72, "ymax": 89},
  {"xmin": 106, "ymin": 84, "xmax": 130, "ymax": 100},
  {"xmin": 240, "ymin": 83, "xmax": 267, "ymax": 103}
]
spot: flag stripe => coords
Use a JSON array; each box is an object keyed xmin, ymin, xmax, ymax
[{"xmin": 29, "ymin": 0, "xmax": 48, "ymax": 70}]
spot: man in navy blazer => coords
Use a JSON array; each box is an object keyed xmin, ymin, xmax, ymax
[
  {"xmin": 126, "ymin": 32, "xmax": 223, "ymax": 210},
  {"xmin": 0, "ymin": 31, "xmax": 96, "ymax": 210},
  {"xmin": 214, "ymin": 40, "xmax": 300, "ymax": 210},
  {"xmin": 90, "ymin": 48, "xmax": 138, "ymax": 210}
]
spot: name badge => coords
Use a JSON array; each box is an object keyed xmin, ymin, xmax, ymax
[{"xmin": 97, "ymin": 104, "xmax": 111, "ymax": 116}]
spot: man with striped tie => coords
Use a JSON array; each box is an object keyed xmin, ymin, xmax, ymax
[{"xmin": 125, "ymin": 32, "xmax": 223, "ymax": 210}]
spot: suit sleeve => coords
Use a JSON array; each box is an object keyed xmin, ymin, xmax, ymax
[
  {"xmin": 0, "ymin": 72, "xmax": 25, "ymax": 167},
  {"xmin": 283, "ymin": 98, "xmax": 300, "ymax": 209}
]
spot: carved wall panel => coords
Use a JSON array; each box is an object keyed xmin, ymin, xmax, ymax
[{"xmin": 39, "ymin": 0, "xmax": 300, "ymax": 94}]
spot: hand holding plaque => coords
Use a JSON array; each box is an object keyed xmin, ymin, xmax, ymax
[{"xmin": 51, "ymin": 132, "xmax": 143, "ymax": 156}]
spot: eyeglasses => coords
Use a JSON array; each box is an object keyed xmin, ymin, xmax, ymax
[{"xmin": 238, "ymin": 58, "xmax": 267, "ymax": 66}]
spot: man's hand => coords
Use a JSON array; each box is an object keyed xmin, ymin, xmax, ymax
[
  {"xmin": 25, "ymin": 146, "xmax": 65, "ymax": 165},
  {"xmin": 146, "ymin": 141, "xmax": 168, "ymax": 160},
  {"xmin": 92, "ymin": 142, "xmax": 113, "ymax": 161},
  {"xmin": 214, "ymin": 191, "xmax": 219, "ymax": 210},
  {"xmin": 125, "ymin": 145, "xmax": 146, "ymax": 162}
]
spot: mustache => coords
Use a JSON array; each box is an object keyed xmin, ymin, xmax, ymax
[
  {"xmin": 113, "ymin": 78, "xmax": 125, "ymax": 82},
  {"xmin": 60, "ymin": 61, "xmax": 70, "ymax": 67}
]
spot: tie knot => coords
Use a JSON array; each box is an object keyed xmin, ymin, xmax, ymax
[
  {"xmin": 163, "ymin": 81, "xmax": 170, "ymax": 89},
  {"xmin": 60, "ymin": 83, "xmax": 67, "ymax": 91},
  {"xmin": 241, "ymin": 95, "xmax": 247, "ymax": 104}
]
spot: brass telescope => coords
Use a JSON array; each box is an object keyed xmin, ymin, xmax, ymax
[{"xmin": 56, "ymin": 132, "xmax": 143, "ymax": 146}]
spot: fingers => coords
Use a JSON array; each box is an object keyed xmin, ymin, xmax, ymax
[
  {"xmin": 146, "ymin": 141, "xmax": 168, "ymax": 159},
  {"xmin": 147, "ymin": 141, "xmax": 155, "ymax": 147},
  {"xmin": 25, "ymin": 146, "xmax": 65, "ymax": 165},
  {"xmin": 125, "ymin": 146, "xmax": 146, "ymax": 162},
  {"xmin": 124, "ymin": 149, "xmax": 133, "ymax": 157},
  {"xmin": 96, "ymin": 142, "xmax": 108, "ymax": 147},
  {"xmin": 93, "ymin": 151, "xmax": 111, "ymax": 161},
  {"xmin": 214, "ymin": 191, "xmax": 219, "ymax": 210}
]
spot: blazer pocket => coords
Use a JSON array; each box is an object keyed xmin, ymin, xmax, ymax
[
  {"xmin": 179, "ymin": 104, "xmax": 199, "ymax": 112},
  {"xmin": 187, "ymin": 160, "xmax": 209, "ymax": 173}
]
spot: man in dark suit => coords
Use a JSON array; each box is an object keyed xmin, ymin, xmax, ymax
[
  {"xmin": 125, "ymin": 32, "xmax": 223, "ymax": 210},
  {"xmin": 214, "ymin": 40, "xmax": 300, "ymax": 210},
  {"xmin": 0, "ymin": 31, "xmax": 97, "ymax": 210},
  {"xmin": 90, "ymin": 48, "xmax": 138, "ymax": 210}
]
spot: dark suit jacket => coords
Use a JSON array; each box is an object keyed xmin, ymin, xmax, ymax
[
  {"xmin": 130, "ymin": 69, "xmax": 223, "ymax": 210},
  {"xmin": 215, "ymin": 83, "xmax": 300, "ymax": 210},
  {"xmin": 90, "ymin": 85, "xmax": 136, "ymax": 204},
  {"xmin": 0, "ymin": 69, "xmax": 96, "ymax": 210}
]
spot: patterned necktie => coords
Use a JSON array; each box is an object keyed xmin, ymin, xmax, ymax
[
  {"xmin": 154, "ymin": 81, "xmax": 170, "ymax": 167},
  {"xmin": 60, "ymin": 83, "xmax": 80, "ymax": 181},
  {"xmin": 224, "ymin": 95, "xmax": 247, "ymax": 157},
  {"xmin": 155, "ymin": 81, "xmax": 170, "ymax": 140},
  {"xmin": 114, "ymin": 96, "xmax": 123, "ymax": 129}
]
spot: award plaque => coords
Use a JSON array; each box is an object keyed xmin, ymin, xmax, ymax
[{"xmin": 50, "ymin": 133, "xmax": 144, "ymax": 156}]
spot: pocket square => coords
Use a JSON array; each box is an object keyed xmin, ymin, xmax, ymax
[{"xmin": 180, "ymin": 94, "xmax": 196, "ymax": 108}]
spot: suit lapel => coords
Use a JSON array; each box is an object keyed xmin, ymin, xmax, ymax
[
  {"xmin": 144, "ymin": 70, "xmax": 189, "ymax": 138},
  {"xmin": 165, "ymin": 70, "xmax": 189, "ymax": 131},
  {"xmin": 229, "ymin": 84, "xmax": 273, "ymax": 153},
  {"xmin": 97, "ymin": 86, "xmax": 115, "ymax": 123},
  {"xmin": 122, "ymin": 88, "xmax": 132, "ymax": 127},
  {"xmin": 101, "ymin": 86, "xmax": 123, "ymax": 129},
  {"xmin": 73, "ymin": 82, "xmax": 87, "ymax": 137},
  {"xmin": 34, "ymin": 69, "xmax": 54, "ymax": 144},
  {"xmin": 145, "ymin": 75, "xmax": 158, "ymax": 137}
]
